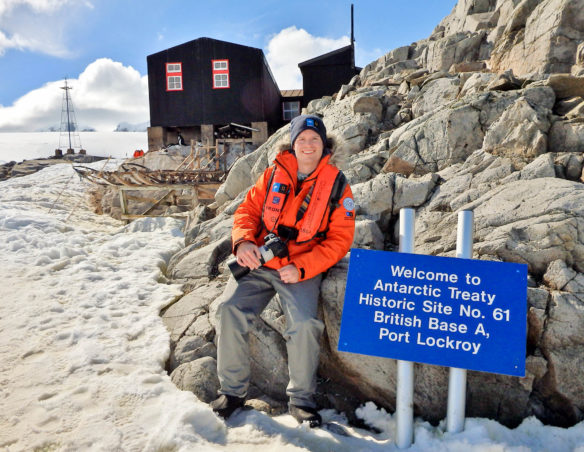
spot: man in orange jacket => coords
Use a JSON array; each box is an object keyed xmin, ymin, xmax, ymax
[{"xmin": 211, "ymin": 115, "xmax": 355, "ymax": 427}]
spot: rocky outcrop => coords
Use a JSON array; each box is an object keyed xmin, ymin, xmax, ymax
[{"xmin": 143, "ymin": 0, "xmax": 584, "ymax": 429}]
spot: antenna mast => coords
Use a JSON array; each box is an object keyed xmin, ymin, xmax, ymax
[
  {"xmin": 58, "ymin": 78, "xmax": 82, "ymax": 154},
  {"xmin": 351, "ymin": 3, "xmax": 355, "ymax": 46}
]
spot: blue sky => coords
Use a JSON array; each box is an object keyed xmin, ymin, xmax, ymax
[{"xmin": 0, "ymin": 0, "xmax": 457, "ymax": 131}]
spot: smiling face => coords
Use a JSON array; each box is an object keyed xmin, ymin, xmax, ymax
[{"xmin": 293, "ymin": 129, "xmax": 324, "ymax": 174}]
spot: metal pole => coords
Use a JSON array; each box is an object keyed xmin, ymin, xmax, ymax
[
  {"xmin": 65, "ymin": 80, "xmax": 72, "ymax": 151},
  {"xmin": 447, "ymin": 210, "xmax": 473, "ymax": 433},
  {"xmin": 396, "ymin": 208, "xmax": 415, "ymax": 448}
]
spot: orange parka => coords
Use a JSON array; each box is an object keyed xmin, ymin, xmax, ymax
[{"xmin": 232, "ymin": 149, "xmax": 355, "ymax": 281}]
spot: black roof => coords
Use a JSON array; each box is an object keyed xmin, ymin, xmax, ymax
[
  {"xmin": 298, "ymin": 44, "xmax": 354, "ymax": 67},
  {"xmin": 148, "ymin": 36, "xmax": 264, "ymax": 58}
]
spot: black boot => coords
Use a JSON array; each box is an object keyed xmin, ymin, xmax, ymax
[
  {"xmin": 210, "ymin": 394, "xmax": 245, "ymax": 419},
  {"xmin": 289, "ymin": 404, "xmax": 322, "ymax": 428}
]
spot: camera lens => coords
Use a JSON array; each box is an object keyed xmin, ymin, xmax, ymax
[{"xmin": 227, "ymin": 257, "xmax": 250, "ymax": 280}]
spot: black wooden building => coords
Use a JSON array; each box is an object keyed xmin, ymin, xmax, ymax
[
  {"xmin": 147, "ymin": 37, "xmax": 281, "ymax": 149},
  {"xmin": 146, "ymin": 36, "xmax": 358, "ymax": 150},
  {"xmin": 299, "ymin": 44, "xmax": 359, "ymax": 107}
]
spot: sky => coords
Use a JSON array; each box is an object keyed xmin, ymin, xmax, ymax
[
  {"xmin": 1, "ymin": 151, "xmax": 584, "ymax": 450},
  {"xmin": 0, "ymin": 0, "xmax": 458, "ymax": 132}
]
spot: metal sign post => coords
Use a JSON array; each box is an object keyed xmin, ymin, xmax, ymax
[
  {"xmin": 447, "ymin": 210, "xmax": 473, "ymax": 433},
  {"xmin": 396, "ymin": 208, "xmax": 415, "ymax": 448}
]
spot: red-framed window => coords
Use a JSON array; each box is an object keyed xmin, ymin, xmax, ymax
[
  {"xmin": 166, "ymin": 62, "xmax": 183, "ymax": 91},
  {"xmin": 212, "ymin": 59, "xmax": 230, "ymax": 89}
]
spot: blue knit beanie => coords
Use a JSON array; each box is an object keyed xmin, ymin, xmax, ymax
[{"xmin": 290, "ymin": 115, "xmax": 327, "ymax": 149}]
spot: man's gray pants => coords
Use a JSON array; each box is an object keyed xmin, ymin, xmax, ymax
[{"xmin": 215, "ymin": 267, "xmax": 323, "ymax": 408}]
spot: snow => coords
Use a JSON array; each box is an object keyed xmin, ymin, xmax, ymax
[{"xmin": 1, "ymin": 138, "xmax": 584, "ymax": 451}]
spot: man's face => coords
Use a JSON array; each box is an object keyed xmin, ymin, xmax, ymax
[{"xmin": 293, "ymin": 129, "xmax": 324, "ymax": 172}]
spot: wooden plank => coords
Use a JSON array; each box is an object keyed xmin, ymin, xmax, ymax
[
  {"xmin": 141, "ymin": 190, "xmax": 175, "ymax": 216},
  {"xmin": 119, "ymin": 189, "xmax": 128, "ymax": 217}
]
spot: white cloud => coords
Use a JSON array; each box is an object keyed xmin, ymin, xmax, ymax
[
  {"xmin": 266, "ymin": 26, "xmax": 350, "ymax": 90},
  {"xmin": 0, "ymin": 0, "xmax": 92, "ymax": 56},
  {"xmin": 0, "ymin": 58, "xmax": 149, "ymax": 131}
]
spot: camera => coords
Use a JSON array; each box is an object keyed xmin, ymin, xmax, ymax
[{"xmin": 227, "ymin": 233, "xmax": 288, "ymax": 280}]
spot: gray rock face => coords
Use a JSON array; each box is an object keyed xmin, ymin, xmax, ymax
[
  {"xmin": 152, "ymin": 0, "xmax": 584, "ymax": 430},
  {"xmin": 171, "ymin": 357, "xmax": 220, "ymax": 403}
]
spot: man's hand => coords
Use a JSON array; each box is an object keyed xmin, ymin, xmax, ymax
[
  {"xmin": 236, "ymin": 241, "xmax": 262, "ymax": 270},
  {"xmin": 278, "ymin": 264, "xmax": 300, "ymax": 284}
]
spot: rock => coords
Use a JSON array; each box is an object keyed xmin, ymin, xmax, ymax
[
  {"xmin": 449, "ymin": 61, "xmax": 487, "ymax": 72},
  {"xmin": 412, "ymin": 76, "xmax": 461, "ymax": 117},
  {"xmin": 490, "ymin": 0, "xmax": 584, "ymax": 76},
  {"xmin": 459, "ymin": 72, "xmax": 497, "ymax": 97},
  {"xmin": 482, "ymin": 96, "xmax": 551, "ymax": 167},
  {"xmin": 405, "ymin": 69, "xmax": 430, "ymax": 82},
  {"xmin": 487, "ymin": 69, "xmax": 522, "ymax": 91},
  {"xmin": 170, "ymin": 357, "xmax": 220, "ymax": 403},
  {"xmin": 553, "ymin": 152, "xmax": 584, "ymax": 181},
  {"xmin": 171, "ymin": 334, "xmax": 216, "ymax": 369},
  {"xmin": 464, "ymin": 10, "xmax": 500, "ymax": 32},
  {"xmin": 337, "ymin": 84, "xmax": 355, "ymax": 102},
  {"xmin": 385, "ymin": 101, "xmax": 484, "ymax": 175},
  {"xmin": 553, "ymin": 96, "xmax": 584, "ymax": 115},
  {"xmin": 344, "ymin": 147, "xmax": 388, "ymax": 185},
  {"xmin": 578, "ymin": 41, "xmax": 584, "ymax": 65},
  {"xmin": 392, "ymin": 108, "xmax": 413, "ymax": 128},
  {"xmin": 393, "ymin": 173, "xmax": 440, "ymax": 213},
  {"xmin": 352, "ymin": 94, "xmax": 383, "ymax": 121},
  {"xmin": 408, "ymin": 70, "xmax": 450, "ymax": 87},
  {"xmin": 566, "ymin": 100, "xmax": 584, "ymax": 119},
  {"xmin": 352, "ymin": 173, "xmax": 395, "ymax": 216},
  {"xmin": 541, "ymin": 289, "xmax": 584, "ymax": 425},
  {"xmin": 543, "ymin": 259, "xmax": 582, "ymax": 291},
  {"xmin": 417, "ymin": 31, "xmax": 487, "ymax": 72},
  {"xmin": 168, "ymin": 237, "xmax": 232, "ymax": 282},
  {"xmin": 306, "ymin": 96, "xmax": 333, "ymax": 115},
  {"xmin": 185, "ymin": 214, "xmax": 233, "ymax": 248},
  {"xmin": 468, "ymin": 178, "xmax": 584, "ymax": 276},
  {"xmin": 161, "ymin": 279, "xmax": 224, "ymax": 344},
  {"xmin": 353, "ymin": 219, "xmax": 384, "ymax": 250},
  {"xmin": 549, "ymin": 120, "xmax": 584, "ymax": 153},
  {"xmin": 546, "ymin": 75, "xmax": 584, "ymax": 99},
  {"xmin": 185, "ymin": 313, "xmax": 215, "ymax": 340}
]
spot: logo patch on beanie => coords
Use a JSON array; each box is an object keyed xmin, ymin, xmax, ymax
[{"xmin": 306, "ymin": 118, "xmax": 316, "ymax": 128}]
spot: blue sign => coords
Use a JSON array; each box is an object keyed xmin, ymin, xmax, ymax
[{"xmin": 338, "ymin": 249, "xmax": 528, "ymax": 376}]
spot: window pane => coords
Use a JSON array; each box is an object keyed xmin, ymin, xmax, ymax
[
  {"xmin": 282, "ymin": 101, "xmax": 300, "ymax": 120},
  {"xmin": 168, "ymin": 76, "xmax": 182, "ymax": 90},
  {"xmin": 214, "ymin": 73, "xmax": 228, "ymax": 87}
]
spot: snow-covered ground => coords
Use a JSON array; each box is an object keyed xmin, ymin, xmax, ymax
[
  {"xmin": 1, "ymin": 150, "xmax": 584, "ymax": 450},
  {"xmin": 0, "ymin": 132, "xmax": 147, "ymax": 163}
]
